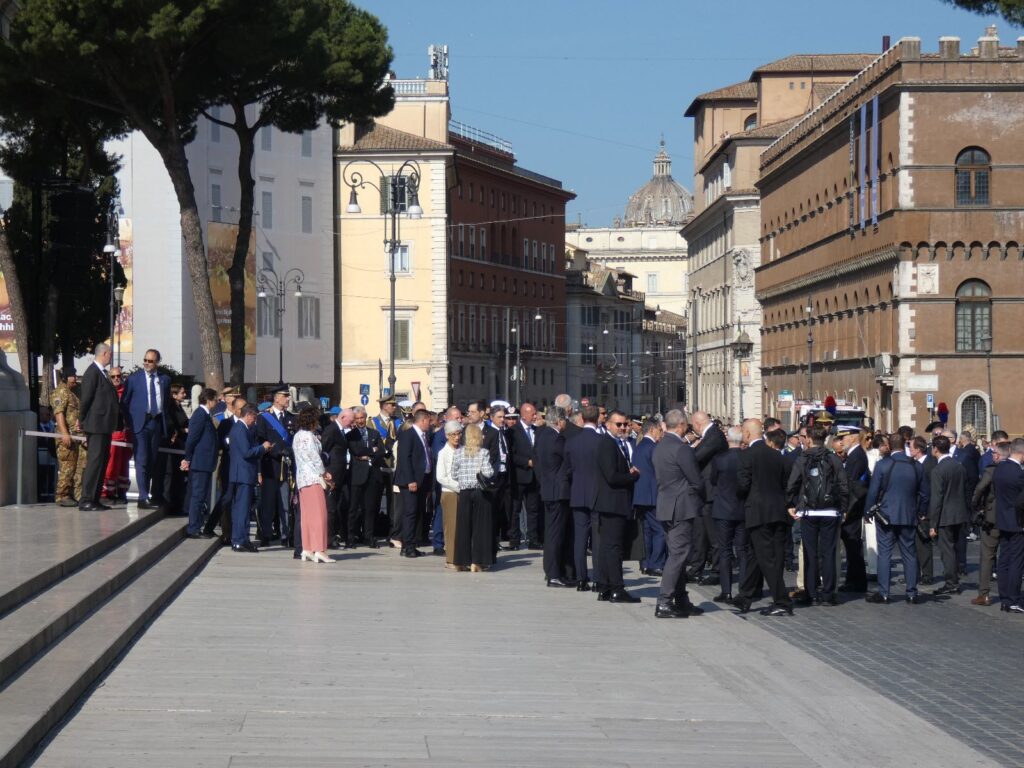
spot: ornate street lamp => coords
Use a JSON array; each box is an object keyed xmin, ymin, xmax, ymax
[
  {"xmin": 731, "ymin": 329, "xmax": 754, "ymax": 422},
  {"xmin": 257, "ymin": 266, "xmax": 304, "ymax": 387}
]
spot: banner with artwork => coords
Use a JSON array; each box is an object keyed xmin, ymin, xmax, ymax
[
  {"xmin": 208, "ymin": 221, "xmax": 256, "ymax": 354},
  {"xmin": 0, "ymin": 267, "xmax": 14, "ymax": 354},
  {"xmin": 114, "ymin": 217, "xmax": 134, "ymax": 356}
]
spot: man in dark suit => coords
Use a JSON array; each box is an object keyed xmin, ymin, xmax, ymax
[
  {"xmin": 181, "ymin": 388, "xmax": 219, "ymax": 538},
  {"xmin": 928, "ymin": 434, "xmax": 970, "ymax": 595},
  {"xmin": 632, "ymin": 419, "xmax": 665, "ymax": 577},
  {"xmin": 204, "ymin": 395, "xmax": 245, "ymax": 539},
  {"xmin": 652, "ymin": 409, "xmax": 705, "ymax": 618},
  {"xmin": 535, "ymin": 406, "xmax": 573, "ymax": 587},
  {"xmin": 687, "ymin": 412, "xmax": 727, "ymax": 583},
  {"xmin": 120, "ymin": 348, "xmax": 171, "ymax": 509},
  {"xmin": 838, "ymin": 426, "xmax": 870, "ymax": 592},
  {"xmin": 348, "ymin": 406, "xmax": 388, "ymax": 547},
  {"xmin": 394, "ymin": 409, "xmax": 433, "ymax": 558},
  {"xmin": 322, "ymin": 407, "xmax": 353, "ymax": 546},
  {"xmin": 228, "ymin": 405, "xmax": 272, "ymax": 552},
  {"xmin": 254, "ymin": 387, "xmax": 296, "ymax": 547},
  {"xmin": 911, "ymin": 435, "xmax": 937, "ymax": 583},
  {"xmin": 509, "ymin": 401, "xmax": 544, "ymax": 549},
  {"xmin": 78, "ymin": 344, "xmax": 119, "ymax": 511},
  {"xmin": 993, "ymin": 438, "xmax": 1024, "ymax": 613},
  {"xmin": 953, "ymin": 430, "xmax": 981, "ymax": 573},
  {"xmin": 734, "ymin": 419, "xmax": 793, "ymax": 616},
  {"xmin": 709, "ymin": 426, "xmax": 747, "ymax": 603}
]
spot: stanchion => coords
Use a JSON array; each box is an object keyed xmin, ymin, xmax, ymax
[{"xmin": 16, "ymin": 428, "xmax": 24, "ymax": 506}]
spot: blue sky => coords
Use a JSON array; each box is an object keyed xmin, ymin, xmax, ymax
[{"xmin": 356, "ymin": 0, "xmax": 1018, "ymax": 226}]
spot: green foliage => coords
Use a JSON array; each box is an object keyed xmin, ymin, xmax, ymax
[{"xmin": 944, "ymin": 0, "xmax": 1024, "ymax": 25}]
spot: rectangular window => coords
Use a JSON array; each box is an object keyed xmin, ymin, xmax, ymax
[
  {"xmin": 297, "ymin": 296, "xmax": 320, "ymax": 339},
  {"xmin": 257, "ymin": 296, "xmax": 279, "ymax": 337},
  {"xmin": 469, "ymin": 311, "xmax": 476, "ymax": 344},
  {"xmin": 647, "ymin": 273, "xmax": 658, "ymax": 293},
  {"xmin": 209, "ymin": 106, "xmax": 221, "ymax": 143},
  {"xmin": 387, "ymin": 244, "xmax": 411, "ymax": 274},
  {"xmin": 532, "ymin": 240, "xmax": 538, "ymax": 270},
  {"xmin": 548, "ymin": 244, "xmax": 556, "ymax": 272},
  {"xmin": 393, "ymin": 318, "xmax": 411, "ymax": 360},
  {"xmin": 301, "ymin": 195, "xmax": 313, "ymax": 234},
  {"xmin": 262, "ymin": 251, "xmax": 274, "ymax": 272},
  {"xmin": 458, "ymin": 225, "xmax": 464, "ymax": 257},
  {"xmin": 479, "ymin": 228, "xmax": 487, "ymax": 261},
  {"xmin": 260, "ymin": 125, "xmax": 272, "ymax": 151},
  {"xmin": 301, "ymin": 130, "xmax": 312, "ymax": 158},
  {"xmin": 523, "ymin": 238, "xmax": 529, "ymax": 266},
  {"xmin": 469, "ymin": 227, "xmax": 476, "ymax": 259},
  {"xmin": 264, "ymin": 191, "xmax": 276, "ymax": 230},
  {"xmin": 381, "ymin": 176, "xmax": 410, "ymax": 213},
  {"xmin": 210, "ymin": 182, "xmax": 222, "ymax": 223}
]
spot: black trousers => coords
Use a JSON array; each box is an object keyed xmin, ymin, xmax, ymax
[
  {"xmin": 517, "ymin": 480, "xmax": 544, "ymax": 543},
  {"xmin": 597, "ymin": 513, "xmax": 628, "ymax": 591},
  {"xmin": 937, "ymin": 523, "xmax": 964, "ymax": 588},
  {"xmin": 453, "ymin": 488, "xmax": 494, "ymax": 567},
  {"xmin": 206, "ymin": 468, "xmax": 232, "ymax": 535},
  {"xmin": 258, "ymin": 472, "xmax": 291, "ymax": 543},
  {"xmin": 801, "ymin": 515, "xmax": 840, "ymax": 599},
  {"xmin": 349, "ymin": 478, "xmax": 380, "ymax": 542},
  {"xmin": 491, "ymin": 474, "xmax": 512, "ymax": 545},
  {"xmin": 81, "ymin": 432, "xmax": 111, "ymax": 505},
  {"xmin": 399, "ymin": 478, "xmax": 431, "ymax": 552},
  {"xmin": 572, "ymin": 508, "xmax": 593, "ymax": 583},
  {"xmin": 738, "ymin": 521, "xmax": 792, "ymax": 608},
  {"xmin": 916, "ymin": 522, "xmax": 934, "ymax": 580},
  {"xmin": 687, "ymin": 505, "xmax": 714, "ymax": 578},
  {"xmin": 714, "ymin": 517, "xmax": 748, "ymax": 596},
  {"xmin": 542, "ymin": 500, "xmax": 570, "ymax": 580},
  {"xmin": 505, "ymin": 480, "xmax": 522, "ymax": 546},
  {"xmin": 327, "ymin": 479, "xmax": 348, "ymax": 542},
  {"xmin": 840, "ymin": 515, "xmax": 867, "ymax": 589}
]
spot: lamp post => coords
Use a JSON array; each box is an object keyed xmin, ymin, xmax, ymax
[
  {"xmin": 256, "ymin": 266, "xmax": 304, "ymax": 387},
  {"xmin": 342, "ymin": 159, "xmax": 423, "ymax": 399},
  {"xmin": 113, "ymin": 285, "xmax": 125, "ymax": 366},
  {"xmin": 981, "ymin": 331, "xmax": 995, "ymax": 435},
  {"xmin": 102, "ymin": 208, "xmax": 121, "ymax": 346},
  {"xmin": 511, "ymin": 325, "xmax": 521, "ymax": 405},
  {"xmin": 805, "ymin": 295, "xmax": 814, "ymax": 402},
  {"xmin": 731, "ymin": 330, "xmax": 754, "ymax": 423}
]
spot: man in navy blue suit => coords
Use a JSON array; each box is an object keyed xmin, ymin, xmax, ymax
[
  {"xmin": 181, "ymin": 388, "xmax": 219, "ymax": 539},
  {"xmin": 993, "ymin": 438, "xmax": 1024, "ymax": 613},
  {"xmin": 394, "ymin": 409, "xmax": 434, "ymax": 558},
  {"xmin": 120, "ymin": 348, "xmax": 171, "ymax": 509},
  {"xmin": 228, "ymin": 405, "xmax": 273, "ymax": 552},
  {"xmin": 632, "ymin": 418, "xmax": 665, "ymax": 577}
]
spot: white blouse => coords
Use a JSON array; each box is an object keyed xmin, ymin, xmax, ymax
[
  {"xmin": 436, "ymin": 443, "xmax": 459, "ymax": 493},
  {"xmin": 292, "ymin": 430, "xmax": 326, "ymax": 490}
]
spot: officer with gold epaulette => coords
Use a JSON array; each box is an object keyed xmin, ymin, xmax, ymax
[{"xmin": 50, "ymin": 367, "xmax": 85, "ymax": 507}]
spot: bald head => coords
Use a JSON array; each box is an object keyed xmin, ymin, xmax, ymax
[
  {"xmin": 554, "ymin": 393, "xmax": 573, "ymax": 414},
  {"xmin": 742, "ymin": 418, "xmax": 763, "ymax": 444},
  {"xmin": 519, "ymin": 402, "xmax": 536, "ymax": 424},
  {"xmin": 690, "ymin": 410, "xmax": 711, "ymax": 433},
  {"xmin": 338, "ymin": 408, "xmax": 355, "ymax": 428}
]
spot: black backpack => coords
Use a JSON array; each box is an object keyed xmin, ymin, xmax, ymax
[{"xmin": 801, "ymin": 451, "xmax": 838, "ymax": 510}]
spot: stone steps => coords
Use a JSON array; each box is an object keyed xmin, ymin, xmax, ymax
[{"xmin": 0, "ymin": 511, "xmax": 220, "ymax": 768}]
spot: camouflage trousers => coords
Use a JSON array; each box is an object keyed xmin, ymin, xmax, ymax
[{"xmin": 55, "ymin": 440, "xmax": 85, "ymax": 502}]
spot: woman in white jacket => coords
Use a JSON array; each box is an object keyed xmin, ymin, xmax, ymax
[{"xmin": 436, "ymin": 420, "xmax": 464, "ymax": 569}]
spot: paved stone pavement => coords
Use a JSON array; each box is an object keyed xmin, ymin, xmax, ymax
[{"xmin": 27, "ymin": 545, "xmax": 1011, "ymax": 768}]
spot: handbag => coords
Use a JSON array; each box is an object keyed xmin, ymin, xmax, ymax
[{"xmin": 477, "ymin": 470, "xmax": 500, "ymax": 491}]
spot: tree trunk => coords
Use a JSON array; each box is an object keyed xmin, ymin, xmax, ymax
[
  {"xmin": 229, "ymin": 111, "xmax": 256, "ymax": 387},
  {"xmin": 155, "ymin": 140, "xmax": 225, "ymax": 390},
  {"xmin": 39, "ymin": 280, "xmax": 58, "ymax": 407},
  {"xmin": 0, "ymin": 224, "xmax": 31, "ymax": 381}
]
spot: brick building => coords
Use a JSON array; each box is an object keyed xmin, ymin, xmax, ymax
[{"xmin": 756, "ymin": 30, "xmax": 1024, "ymax": 436}]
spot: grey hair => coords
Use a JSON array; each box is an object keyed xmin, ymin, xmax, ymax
[
  {"xmin": 94, "ymin": 342, "xmax": 111, "ymax": 355},
  {"xmin": 554, "ymin": 393, "xmax": 573, "ymax": 413},
  {"xmin": 444, "ymin": 419, "xmax": 464, "ymax": 436},
  {"xmin": 352, "ymin": 405, "xmax": 367, "ymax": 416},
  {"xmin": 642, "ymin": 419, "xmax": 661, "ymax": 435},
  {"xmin": 664, "ymin": 409, "xmax": 687, "ymax": 429},
  {"xmin": 727, "ymin": 426, "xmax": 743, "ymax": 444},
  {"xmin": 545, "ymin": 405, "xmax": 566, "ymax": 427}
]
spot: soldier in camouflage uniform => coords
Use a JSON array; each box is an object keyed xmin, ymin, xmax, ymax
[{"xmin": 51, "ymin": 367, "xmax": 85, "ymax": 507}]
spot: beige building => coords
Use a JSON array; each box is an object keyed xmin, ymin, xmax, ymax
[
  {"xmin": 682, "ymin": 54, "xmax": 875, "ymax": 422},
  {"xmin": 565, "ymin": 140, "xmax": 692, "ymax": 317}
]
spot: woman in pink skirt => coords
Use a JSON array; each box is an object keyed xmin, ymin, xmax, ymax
[{"xmin": 292, "ymin": 407, "xmax": 334, "ymax": 563}]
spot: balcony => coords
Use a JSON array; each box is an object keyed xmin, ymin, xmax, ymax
[{"xmin": 448, "ymin": 120, "xmax": 513, "ymax": 155}]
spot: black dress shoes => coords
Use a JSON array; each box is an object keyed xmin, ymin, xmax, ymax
[
  {"xmin": 596, "ymin": 590, "xmax": 611, "ymax": 602},
  {"xmin": 527, "ymin": 539, "xmax": 543, "ymax": 550},
  {"xmin": 231, "ymin": 542, "xmax": 258, "ymax": 553},
  {"xmin": 137, "ymin": 500, "xmax": 159, "ymax": 510},
  {"xmin": 698, "ymin": 574, "xmax": 719, "ymax": 586},
  {"xmin": 607, "ymin": 589, "xmax": 640, "ymax": 604},
  {"xmin": 433, "ymin": 547, "xmax": 446, "ymax": 557},
  {"xmin": 655, "ymin": 600, "xmax": 688, "ymax": 618},
  {"xmin": 713, "ymin": 593, "xmax": 733, "ymax": 604},
  {"xmin": 865, "ymin": 592, "xmax": 890, "ymax": 604},
  {"xmin": 367, "ymin": 540, "xmax": 381, "ymax": 549},
  {"xmin": 95, "ymin": 501, "xmax": 112, "ymax": 511},
  {"xmin": 546, "ymin": 578, "xmax": 573, "ymax": 588},
  {"xmin": 838, "ymin": 583, "xmax": 867, "ymax": 593},
  {"xmin": 933, "ymin": 585, "xmax": 961, "ymax": 596},
  {"xmin": 78, "ymin": 502, "xmax": 99, "ymax": 511},
  {"xmin": 679, "ymin": 602, "xmax": 704, "ymax": 616},
  {"xmin": 907, "ymin": 594, "xmax": 923, "ymax": 604},
  {"xmin": 185, "ymin": 532, "xmax": 214, "ymax": 539},
  {"xmin": 733, "ymin": 598, "xmax": 752, "ymax": 614},
  {"xmin": 401, "ymin": 549, "xmax": 423, "ymax": 558},
  {"xmin": 759, "ymin": 605, "xmax": 794, "ymax": 616},
  {"xmin": 576, "ymin": 580, "xmax": 590, "ymax": 592}
]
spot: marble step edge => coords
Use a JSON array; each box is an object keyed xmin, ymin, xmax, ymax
[
  {"xmin": 0, "ymin": 517, "xmax": 190, "ymax": 687},
  {"xmin": 0, "ymin": 536, "xmax": 221, "ymax": 768},
  {"xmin": 0, "ymin": 508, "xmax": 165, "ymax": 617}
]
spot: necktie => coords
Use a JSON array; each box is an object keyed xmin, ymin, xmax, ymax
[
  {"xmin": 619, "ymin": 439, "xmax": 630, "ymax": 462},
  {"xmin": 148, "ymin": 373, "xmax": 158, "ymax": 415},
  {"xmin": 421, "ymin": 432, "xmax": 431, "ymax": 473},
  {"xmin": 361, "ymin": 428, "xmax": 368, "ymax": 445},
  {"xmin": 527, "ymin": 426, "xmax": 534, "ymax": 446}
]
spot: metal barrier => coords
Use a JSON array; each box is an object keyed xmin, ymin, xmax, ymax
[{"xmin": 17, "ymin": 429, "xmax": 186, "ymax": 506}]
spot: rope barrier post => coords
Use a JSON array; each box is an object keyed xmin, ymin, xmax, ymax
[{"xmin": 16, "ymin": 428, "xmax": 24, "ymax": 506}]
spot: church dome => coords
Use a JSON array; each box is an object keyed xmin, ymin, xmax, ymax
[{"xmin": 623, "ymin": 139, "xmax": 694, "ymax": 227}]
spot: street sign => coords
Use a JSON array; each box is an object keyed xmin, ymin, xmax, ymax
[
  {"xmin": 319, "ymin": 396, "xmax": 329, "ymax": 410},
  {"xmin": 360, "ymin": 394, "xmax": 369, "ymax": 406},
  {"xmin": 926, "ymin": 393, "xmax": 934, "ymax": 410},
  {"xmin": 779, "ymin": 389, "xmax": 794, "ymax": 402},
  {"xmin": 359, "ymin": 384, "xmax": 370, "ymax": 396},
  {"xmin": 382, "ymin": 387, "xmax": 391, "ymax": 397}
]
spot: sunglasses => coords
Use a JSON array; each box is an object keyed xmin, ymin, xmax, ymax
[
  {"xmin": 110, "ymin": 375, "xmax": 122, "ymax": 380},
  {"xmin": 611, "ymin": 421, "xmax": 628, "ymax": 427},
  {"xmin": 143, "ymin": 359, "xmax": 158, "ymax": 364}
]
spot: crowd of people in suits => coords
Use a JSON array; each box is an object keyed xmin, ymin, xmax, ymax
[{"xmin": 62, "ymin": 342, "xmax": 1024, "ymax": 617}]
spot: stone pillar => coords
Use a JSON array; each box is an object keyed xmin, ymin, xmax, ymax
[{"xmin": 0, "ymin": 350, "xmax": 37, "ymax": 505}]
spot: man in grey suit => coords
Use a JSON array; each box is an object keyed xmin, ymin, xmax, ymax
[
  {"xmin": 652, "ymin": 409, "xmax": 706, "ymax": 619},
  {"xmin": 928, "ymin": 434, "xmax": 970, "ymax": 595},
  {"xmin": 78, "ymin": 343, "xmax": 119, "ymax": 510}
]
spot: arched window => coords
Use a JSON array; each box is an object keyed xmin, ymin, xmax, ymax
[
  {"xmin": 961, "ymin": 395, "xmax": 988, "ymax": 436},
  {"xmin": 955, "ymin": 148, "xmax": 990, "ymax": 207},
  {"xmin": 955, "ymin": 279, "xmax": 991, "ymax": 352},
  {"xmin": 743, "ymin": 113, "xmax": 757, "ymax": 131}
]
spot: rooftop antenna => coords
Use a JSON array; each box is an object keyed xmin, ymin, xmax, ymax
[{"xmin": 428, "ymin": 44, "xmax": 449, "ymax": 81}]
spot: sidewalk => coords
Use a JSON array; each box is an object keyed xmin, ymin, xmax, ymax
[{"xmin": 28, "ymin": 546, "xmax": 1003, "ymax": 767}]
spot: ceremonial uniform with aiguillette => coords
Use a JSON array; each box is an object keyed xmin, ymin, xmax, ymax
[
  {"xmin": 50, "ymin": 371, "xmax": 85, "ymax": 506},
  {"xmin": 255, "ymin": 391, "xmax": 296, "ymax": 546}
]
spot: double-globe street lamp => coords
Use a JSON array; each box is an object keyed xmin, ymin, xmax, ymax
[
  {"xmin": 342, "ymin": 160, "xmax": 422, "ymax": 399},
  {"xmin": 731, "ymin": 330, "xmax": 754, "ymax": 423},
  {"xmin": 257, "ymin": 266, "xmax": 304, "ymax": 387}
]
